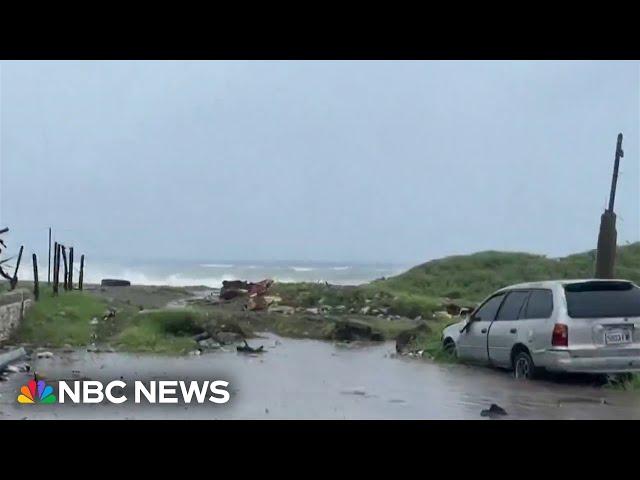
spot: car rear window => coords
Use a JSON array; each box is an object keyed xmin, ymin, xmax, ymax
[{"xmin": 564, "ymin": 281, "xmax": 640, "ymax": 318}]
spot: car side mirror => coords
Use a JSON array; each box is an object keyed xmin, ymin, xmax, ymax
[{"xmin": 459, "ymin": 307, "xmax": 471, "ymax": 319}]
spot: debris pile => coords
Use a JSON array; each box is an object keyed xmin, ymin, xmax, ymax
[{"xmin": 219, "ymin": 279, "xmax": 281, "ymax": 312}]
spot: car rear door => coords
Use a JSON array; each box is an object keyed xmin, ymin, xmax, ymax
[
  {"xmin": 457, "ymin": 293, "xmax": 505, "ymax": 365},
  {"xmin": 488, "ymin": 290, "xmax": 530, "ymax": 367}
]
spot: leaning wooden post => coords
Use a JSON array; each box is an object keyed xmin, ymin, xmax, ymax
[
  {"xmin": 32, "ymin": 254, "xmax": 39, "ymax": 301},
  {"xmin": 68, "ymin": 247, "xmax": 74, "ymax": 290},
  {"xmin": 10, "ymin": 245, "xmax": 24, "ymax": 290},
  {"xmin": 61, "ymin": 246, "xmax": 68, "ymax": 291},
  {"xmin": 79, "ymin": 254, "xmax": 85, "ymax": 291}
]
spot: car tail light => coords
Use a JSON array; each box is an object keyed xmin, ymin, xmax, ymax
[{"xmin": 552, "ymin": 323, "xmax": 568, "ymax": 347}]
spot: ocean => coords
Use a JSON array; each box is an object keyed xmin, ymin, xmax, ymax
[{"xmin": 17, "ymin": 258, "xmax": 411, "ymax": 288}]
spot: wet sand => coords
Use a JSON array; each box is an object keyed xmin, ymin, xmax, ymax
[{"xmin": 1, "ymin": 334, "xmax": 639, "ymax": 419}]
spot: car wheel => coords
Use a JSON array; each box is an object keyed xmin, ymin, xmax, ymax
[
  {"xmin": 513, "ymin": 351, "xmax": 536, "ymax": 380},
  {"xmin": 443, "ymin": 339, "xmax": 457, "ymax": 357}
]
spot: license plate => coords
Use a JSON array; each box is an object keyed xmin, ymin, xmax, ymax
[{"xmin": 605, "ymin": 329, "xmax": 632, "ymax": 345}]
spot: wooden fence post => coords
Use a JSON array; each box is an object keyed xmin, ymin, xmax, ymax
[
  {"xmin": 79, "ymin": 254, "xmax": 85, "ymax": 291},
  {"xmin": 32, "ymin": 253, "xmax": 39, "ymax": 301},
  {"xmin": 68, "ymin": 247, "xmax": 74, "ymax": 290},
  {"xmin": 10, "ymin": 245, "xmax": 24, "ymax": 290},
  {"xmin": 61, "ymin": 246, "xmax": 68, "ymax": 291},
  {"xmin": 53, "ymin": 243, "xmax": 59, "ymax": 295}
]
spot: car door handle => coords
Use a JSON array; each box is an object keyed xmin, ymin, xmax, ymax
[
  {"xmin": 481, "ymin": 328, "xmax": 487, "ymax": 334},
  {"xmin": 510, "ymin": 328, "xmax": 517, "ymax": 334}
]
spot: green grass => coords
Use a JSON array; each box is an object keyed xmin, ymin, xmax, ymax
[
  {"xmin": 13, "ymin": 289, "xmax": 204, "ymax": 354},
  {"xmin": 376, "ymin": 242, "xmax": 640, "ymax": 303},
  {"xmin": 605, "ymin": 373, "xmax": 640, "ymax": 390},
  {"xmin": 13, "ymin": 287, "xmax": 110, "ymax": 347},
  {"xmin": 115, "ymin": 309, "xmax": 202, "ymax": 354}
]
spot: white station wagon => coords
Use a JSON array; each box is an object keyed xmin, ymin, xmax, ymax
[{"xmin": 441, "ymin": 279, "xmax": 640, "ymax": 379}]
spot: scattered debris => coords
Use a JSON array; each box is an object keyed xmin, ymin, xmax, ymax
[
  {"xmin": 480, "ymin": 404, "xmax": 508, "ymax": 417},
  {"xmin": 0, "ymin": 347, "xmax": 27, "ymax": 371},
  {"xmin": 215, "ymin": 331, "xmax": 243, "ymax": 345},
  {"xmin": 268, "ymin": 305, "xmax": 295, "ymax": 315},
  {"xmin": 220, "ymin": 280, "xmax": 249, "ymax": 300},
  {"xmin": 89, "ymin": 317, "xmax": 99, "ymax": 325},
  {"xmin": 3, "ymin": 363, "xmax": 29, "ymax": 373},
  {"xmin": 193, "ymin": 332, "xmax": 211, "ymax": 342},
  {"xmin": 237, "ymin": 340, "xmax": 265, "ymax": 354},
  {"xmin": 198, "ymin": 338, "xmax": 221, "ymax": 350},
  {"xmin": 247, "ymin": 295, "xmax": 268, "ymax": 311},
  {"xmin": 248, "ymin": 279, "xmax": 274, "ymax": 296}
]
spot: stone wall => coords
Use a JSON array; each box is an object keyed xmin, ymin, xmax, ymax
[{"xmin": 0, "ymin": 289, "xmax": 34, "ymax": 342}]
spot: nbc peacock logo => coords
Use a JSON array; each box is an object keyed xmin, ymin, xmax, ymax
[{"xmin": 17, "ymin": 376, "xmax": 57, "ymax": 404}]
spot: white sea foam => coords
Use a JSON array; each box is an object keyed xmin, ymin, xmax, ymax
[
  {"xmin": 15, "ymin": 260, "xmax": 399, "ymax": 289},
  {"xmin": 289, "ymin": 266, "xmax": 314, "ymax": 272}
]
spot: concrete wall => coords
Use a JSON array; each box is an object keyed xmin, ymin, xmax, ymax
[{"xmin": 0, "ymin": 289, "xmax": 34, "ymax": 342}]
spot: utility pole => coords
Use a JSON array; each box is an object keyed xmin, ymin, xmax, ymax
[
  {"xmin": 48, "ymin": 228, "xmax": 51, "ymax": 284},
  {"xmin": 595, "ymin": 133, "xmax": 624, "ymax": 279}
]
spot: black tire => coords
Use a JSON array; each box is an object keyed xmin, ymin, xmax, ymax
[
  {"xmin": 443, "ymin": 339, "xmax": 456, "ymax": 357},
  {"xmin": 513, "ymin": 351, "xmax": 536, "ymax": 380}
]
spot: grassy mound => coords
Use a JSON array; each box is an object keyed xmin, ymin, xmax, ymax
[
  {"xmin": 116, "ymin": 309, "xmax": 203, "ymax": 353},
  {"xmin": 377, "ymin": 242, "xmax": 640, "ymax": 303}
]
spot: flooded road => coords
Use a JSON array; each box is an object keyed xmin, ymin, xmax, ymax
[{"xmin": 1, "ymin": 334, "xmax": 639, "ymax": 419}]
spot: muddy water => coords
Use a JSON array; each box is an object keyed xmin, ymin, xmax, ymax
[{"xmin": 1, "ymin": 334, "xmax": 640, "ymax": 419}]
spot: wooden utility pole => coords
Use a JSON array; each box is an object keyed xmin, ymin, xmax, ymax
[
  {"xmin": 79, "ymin": 254, "xmax": 85, "ymax": 291},
  {"xmin": 10, "ymin": 245, "xmax": 24, "ymax": 290},
  {"xmin": 68, "ymin": 247, "xmax": 74, "ymax": 290},
  {"xmin": 48, "ymin": 228, "xmax": 52, "ymax": 284},
  {"xmin": 32, "ymin": 254, "xmax": 39, "ymax": 301},
  {"xmin": 595, "ymin": 133, "xmax": 624, "ymax": 278},
  {"xmin": 61, "ymin": 246, "xmax": 68, "ymax": 291}
]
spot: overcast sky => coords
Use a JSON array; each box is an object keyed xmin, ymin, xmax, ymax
[{"xmin": 0, "ymin": 61, "xmax": 638, "ymax": 264}]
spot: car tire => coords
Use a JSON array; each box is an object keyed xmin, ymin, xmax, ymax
[
  {"xmin": 513, "ymin": 351, "xmax": 536, "ymax": 380},
  {"xmin": 443, "ymin": 339, "xmax": 457, "ymax": 357}
]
